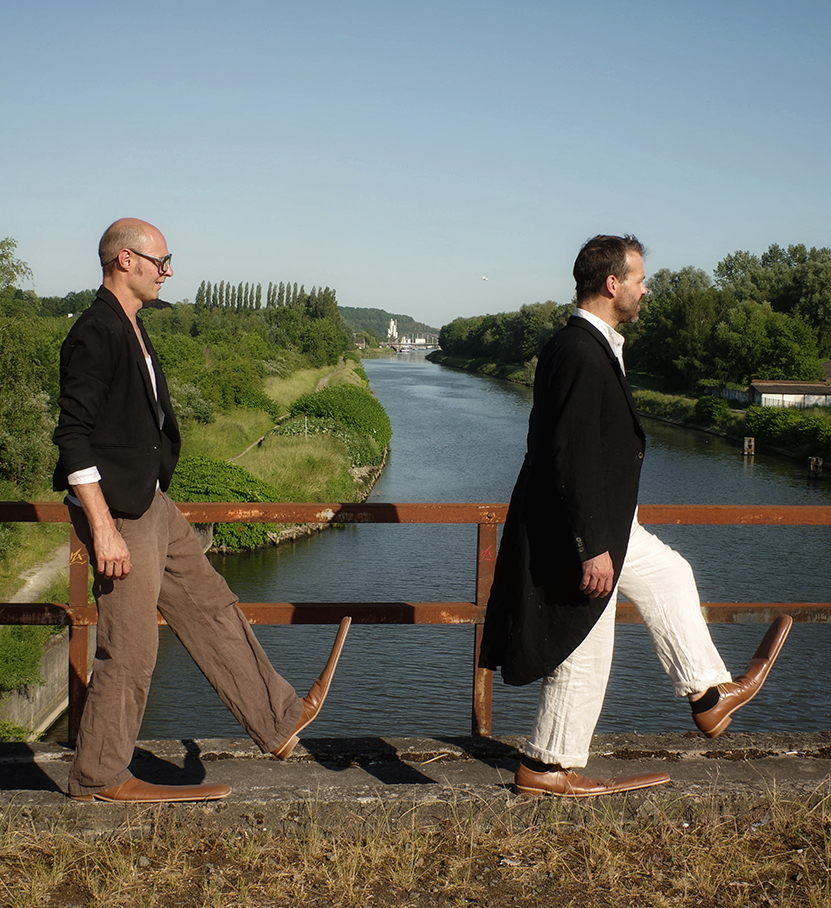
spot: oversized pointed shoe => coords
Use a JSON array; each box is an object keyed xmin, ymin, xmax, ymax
[
  {"xmin": 273, "ymin": 616, "xmax": 351, "ymax": 760},
  {"xmin": 71, "ymin": 775, "xmax": 231, "ymax": 803},
  {"xmin": 693, "ymin": 615, "xmax": 793, "ymax": 738},
  {"xmin": 515, "ymin": 763, "xmax": 670, "ymax": 798}
]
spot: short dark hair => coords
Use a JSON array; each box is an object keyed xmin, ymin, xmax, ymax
[{"xmin": 573, "ymin": 234, "xmax": 646, "ymax": 303}]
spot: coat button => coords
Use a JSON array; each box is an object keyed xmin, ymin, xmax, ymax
[{"xmin": 637, "ymin": 451, "xmax": 644, "ymax": 459}]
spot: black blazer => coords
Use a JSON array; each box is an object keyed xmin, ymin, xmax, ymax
[
  {"xmin": 479, "ymin": 315, "xmax": 645, "ymax": 685},
  {"xmin": 53, "ymin": 287, "xmax": 181, "ymax": 519}
]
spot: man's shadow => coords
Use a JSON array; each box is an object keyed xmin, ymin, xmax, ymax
[{"xmin": 129, "ymin": 739, "xmax": 208, "ymax": 785}]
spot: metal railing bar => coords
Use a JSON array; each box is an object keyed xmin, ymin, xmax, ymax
[
  {"xmin": 2, "ymin": 501, "xmax": 831, "ymax": 742},
  {"xmin": 7, "ymin": 501, "xmax": 831, "ymax": 526},
  {"xmin": 5, "ymin": 601, "xmax": 831, "ymax": 627}
]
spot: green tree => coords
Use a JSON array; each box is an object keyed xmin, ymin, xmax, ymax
[
  {"xmin": 0, "ymin": 237, "xmax": 33, "ymax": 304},
  {"xmin": 711, "ymin": 301, "xmax": 821, "ymax": 384}
]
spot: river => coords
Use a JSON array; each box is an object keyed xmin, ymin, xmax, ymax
[{"xmin": 58, "ymin": 353, "xmax": 831, "ymax": 741}]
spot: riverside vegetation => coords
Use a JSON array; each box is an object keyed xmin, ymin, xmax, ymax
[
  {"xmin": 430, "ymin": 242, "xmax": 831, "ymax": 460},
  {"xmin": 0, "ymin": 236, "xmax": 389, "ymax": 738}
]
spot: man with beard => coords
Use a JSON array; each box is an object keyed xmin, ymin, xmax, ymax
[
  {"xmin": 480, "ymin": 234, "xmax": 791, "ymax": 797},
  {"xmin": 54, "ymin": 217, "xmax": 349, "ymax": 802}
]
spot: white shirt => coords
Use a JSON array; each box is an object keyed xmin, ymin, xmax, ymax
[{"xmin": 572, "ymin": 306, "xmax": 626, "ymax": 374}]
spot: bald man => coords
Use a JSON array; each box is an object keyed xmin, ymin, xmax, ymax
[{"xmin": 53, "ymin": 218, "xmax": 349, "ymax": 802}]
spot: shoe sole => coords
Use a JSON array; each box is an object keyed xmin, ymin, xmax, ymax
[
  {"xmin": 274, "ymin": 616, "xmax": 351, "ymax": 760},
  {"xmin": 516, "ymin": 776, "xmax": 670, "ymax": 798},
  {"xmin": 71, "ymin": 783, "xmax": 232, "ymax": 802},
  {"xmin": 701, "ymin": 615, "xmax": 793, "ymax": 738},
  {"xmin": 72, "ymin": 792, "xmax": 231, "ymax": 803}
]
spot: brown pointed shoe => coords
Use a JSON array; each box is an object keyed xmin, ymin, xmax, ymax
[
  {"xmin": 693, "ymin": 615, "xmax": 793, "ymax": 738},
  {"xmin": 70, "ymin": 775, "xmax": 231, "ymax": 803},
  {"xmin": 515, "ymin": 763, "xmax": 670, "ymax": 798},
  {"xmin": 273, "ymin": 616, "xmax": 351, "ymax": 760}
]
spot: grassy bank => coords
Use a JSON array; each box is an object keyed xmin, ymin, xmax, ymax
[
  {"xmin": 426, "ymin": 350, "xmax": 535, "ymax": 385},
  {"xmin": 1, "ymin": 788, "xmax": 828, "ymax": 907}
]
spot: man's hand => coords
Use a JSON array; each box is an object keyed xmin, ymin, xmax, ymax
[
  {"xmin": 70, "ymin": 482, "xmax": 132, "ymax": 579},
  {"xmin": 580, "ymin": 551, "xmax": 614, "ymax": 598},
  {"xmin": 91, "ymin": 523, "xmax": 132, "ymax": 578}
]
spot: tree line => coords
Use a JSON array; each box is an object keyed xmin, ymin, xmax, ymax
[
  {"xmin": 195, "ymin": 279, "xmax": 339, "ymax": 320},
  {"xmin": 438, "ymin": 243, "xmax": 831, "ymax": 390}
]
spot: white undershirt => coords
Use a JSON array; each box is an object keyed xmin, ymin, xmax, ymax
[{"xmin": 572, "ymin": 306, "xmax": 626, "ymax": 373}]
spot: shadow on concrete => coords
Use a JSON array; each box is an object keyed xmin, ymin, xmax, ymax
[
  {"xmin": 304, "ymin": 736, "xmax": 437, "ymax": 784},
  {"xmin": 129, "ymin": 739, "xmax": 208, "ymax": 785},
  {"xmin": 0, "ymin": 743, "xmax": 64, "ymax": 793}
]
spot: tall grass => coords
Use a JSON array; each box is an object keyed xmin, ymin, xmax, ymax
[
  {"xmin": 0, "ymin": 786, "xmax": 828, "ymax": 907},
  {"xmin": 236, "ymin": 433, "xmax": 360, "ymax": 502},
  {"xmin": 180, "ymin": 410, "xmax": 275, "ymax": 461},
  {"xmin": 264, "ymin": 366, "xmax": 331, "ymax": 410}
]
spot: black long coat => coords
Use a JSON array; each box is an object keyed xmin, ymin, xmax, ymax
[{"xmin": 479, "ymin": 316, "xmax": 645, "ymax": 685}]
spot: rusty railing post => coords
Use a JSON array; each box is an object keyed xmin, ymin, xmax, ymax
[
  {"xmin": 67, "ymin": 525, "xmax": 90, "ymax": 743},
  {"xmin": 472, "ymin": 520, "xmax": 497, "ymax": 736}
]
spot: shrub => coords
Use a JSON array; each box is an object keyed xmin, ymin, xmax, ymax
[
  {"xmin": 167, "ymin": 378, "xmax": 216, "ymax": 424},
  {"xmin": 238, "ymin": 388, "xmax": 282, "ymax": 422},
  {"xmin": 167, "ymin": 456, "xmax": 279, "ymax": 549},
  {"xmin": 0, "ymin": 626, "xmax": 52, "ymax": 692},
  {"xmin": 273, "ymin": 416, "xmax": 383, "ymax": 467},
  {"xmin": 744, "ymin": 405, "xmax": 831, "ymax": 456},
  {"xmin": 694, "ymin": 395, "xmax": 729, "ymax": 424},
  {"xmin": 632, "ymin": 390, "xmax": 697, "ymax": 422},
  {"xmin": 196, "ymin": 356, "xmax": 265, "ymax": 411},
  {"xmin": 290, "ymin": 385, "xmax": 392, "ymax": 449}
]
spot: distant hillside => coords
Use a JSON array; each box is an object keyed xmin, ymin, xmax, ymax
[{"xmin": 340, "ymin": 306, "xmax": 439, "ymax": 340}]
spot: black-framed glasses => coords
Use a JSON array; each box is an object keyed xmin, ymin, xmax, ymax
[{"xmin": 128, "ymin": 248, "xmax": 173, "ymax": 273}]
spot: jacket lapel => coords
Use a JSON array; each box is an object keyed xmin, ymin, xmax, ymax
[
  {"xmin": 97, "ymin": 288, "xmax": 163, "ymax": 429},
  {"xmin": 567, "ymin": 316, "xmax": 645, "ymax": 440}
]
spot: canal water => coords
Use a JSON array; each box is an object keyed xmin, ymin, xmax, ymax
[{"xmin": 74, "ymin": 354, "xmax": 831, "ymax": 741}]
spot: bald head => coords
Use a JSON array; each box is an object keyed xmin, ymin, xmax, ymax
[{"xmin": 99, "ymin": 218, "xmax": 160, "ymax": 272}]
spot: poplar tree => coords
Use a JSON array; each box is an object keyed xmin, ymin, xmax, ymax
[{"xmin": 277, "ymin": 282, "xmax": 285, "ymax": 306}]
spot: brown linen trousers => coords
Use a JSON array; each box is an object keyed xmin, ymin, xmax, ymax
[{"xmin": 67, "ymin": 490, "xmax": 303, "ymax": 798}]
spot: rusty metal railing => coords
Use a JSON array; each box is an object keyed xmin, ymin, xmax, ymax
[{"xmin": 1, "ymin": 501, "xmax": 830, "ymax": 741}]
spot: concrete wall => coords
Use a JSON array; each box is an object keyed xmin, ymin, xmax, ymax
[{"xmin": 0, "ymin": 627, "xmax": 95, "ymax": 738}]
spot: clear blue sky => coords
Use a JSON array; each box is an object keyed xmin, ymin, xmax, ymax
[{"xmin": 3, "ymin": 0, "xmax": 830, "ymax": 327}]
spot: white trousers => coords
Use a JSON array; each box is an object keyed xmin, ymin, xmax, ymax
[{"xmin": 525, "ymin": 517, "xmax": 732, "ymax": 768}]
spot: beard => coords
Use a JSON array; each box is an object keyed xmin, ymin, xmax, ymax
[{"xmin": 614, "ymin": 293, "xmax": 641, "ymax": 324}]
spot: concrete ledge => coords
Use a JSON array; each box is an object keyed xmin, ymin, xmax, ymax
[{"xmin": 2, "ymin": 733, "xmax": 830, "ymax": 837}]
